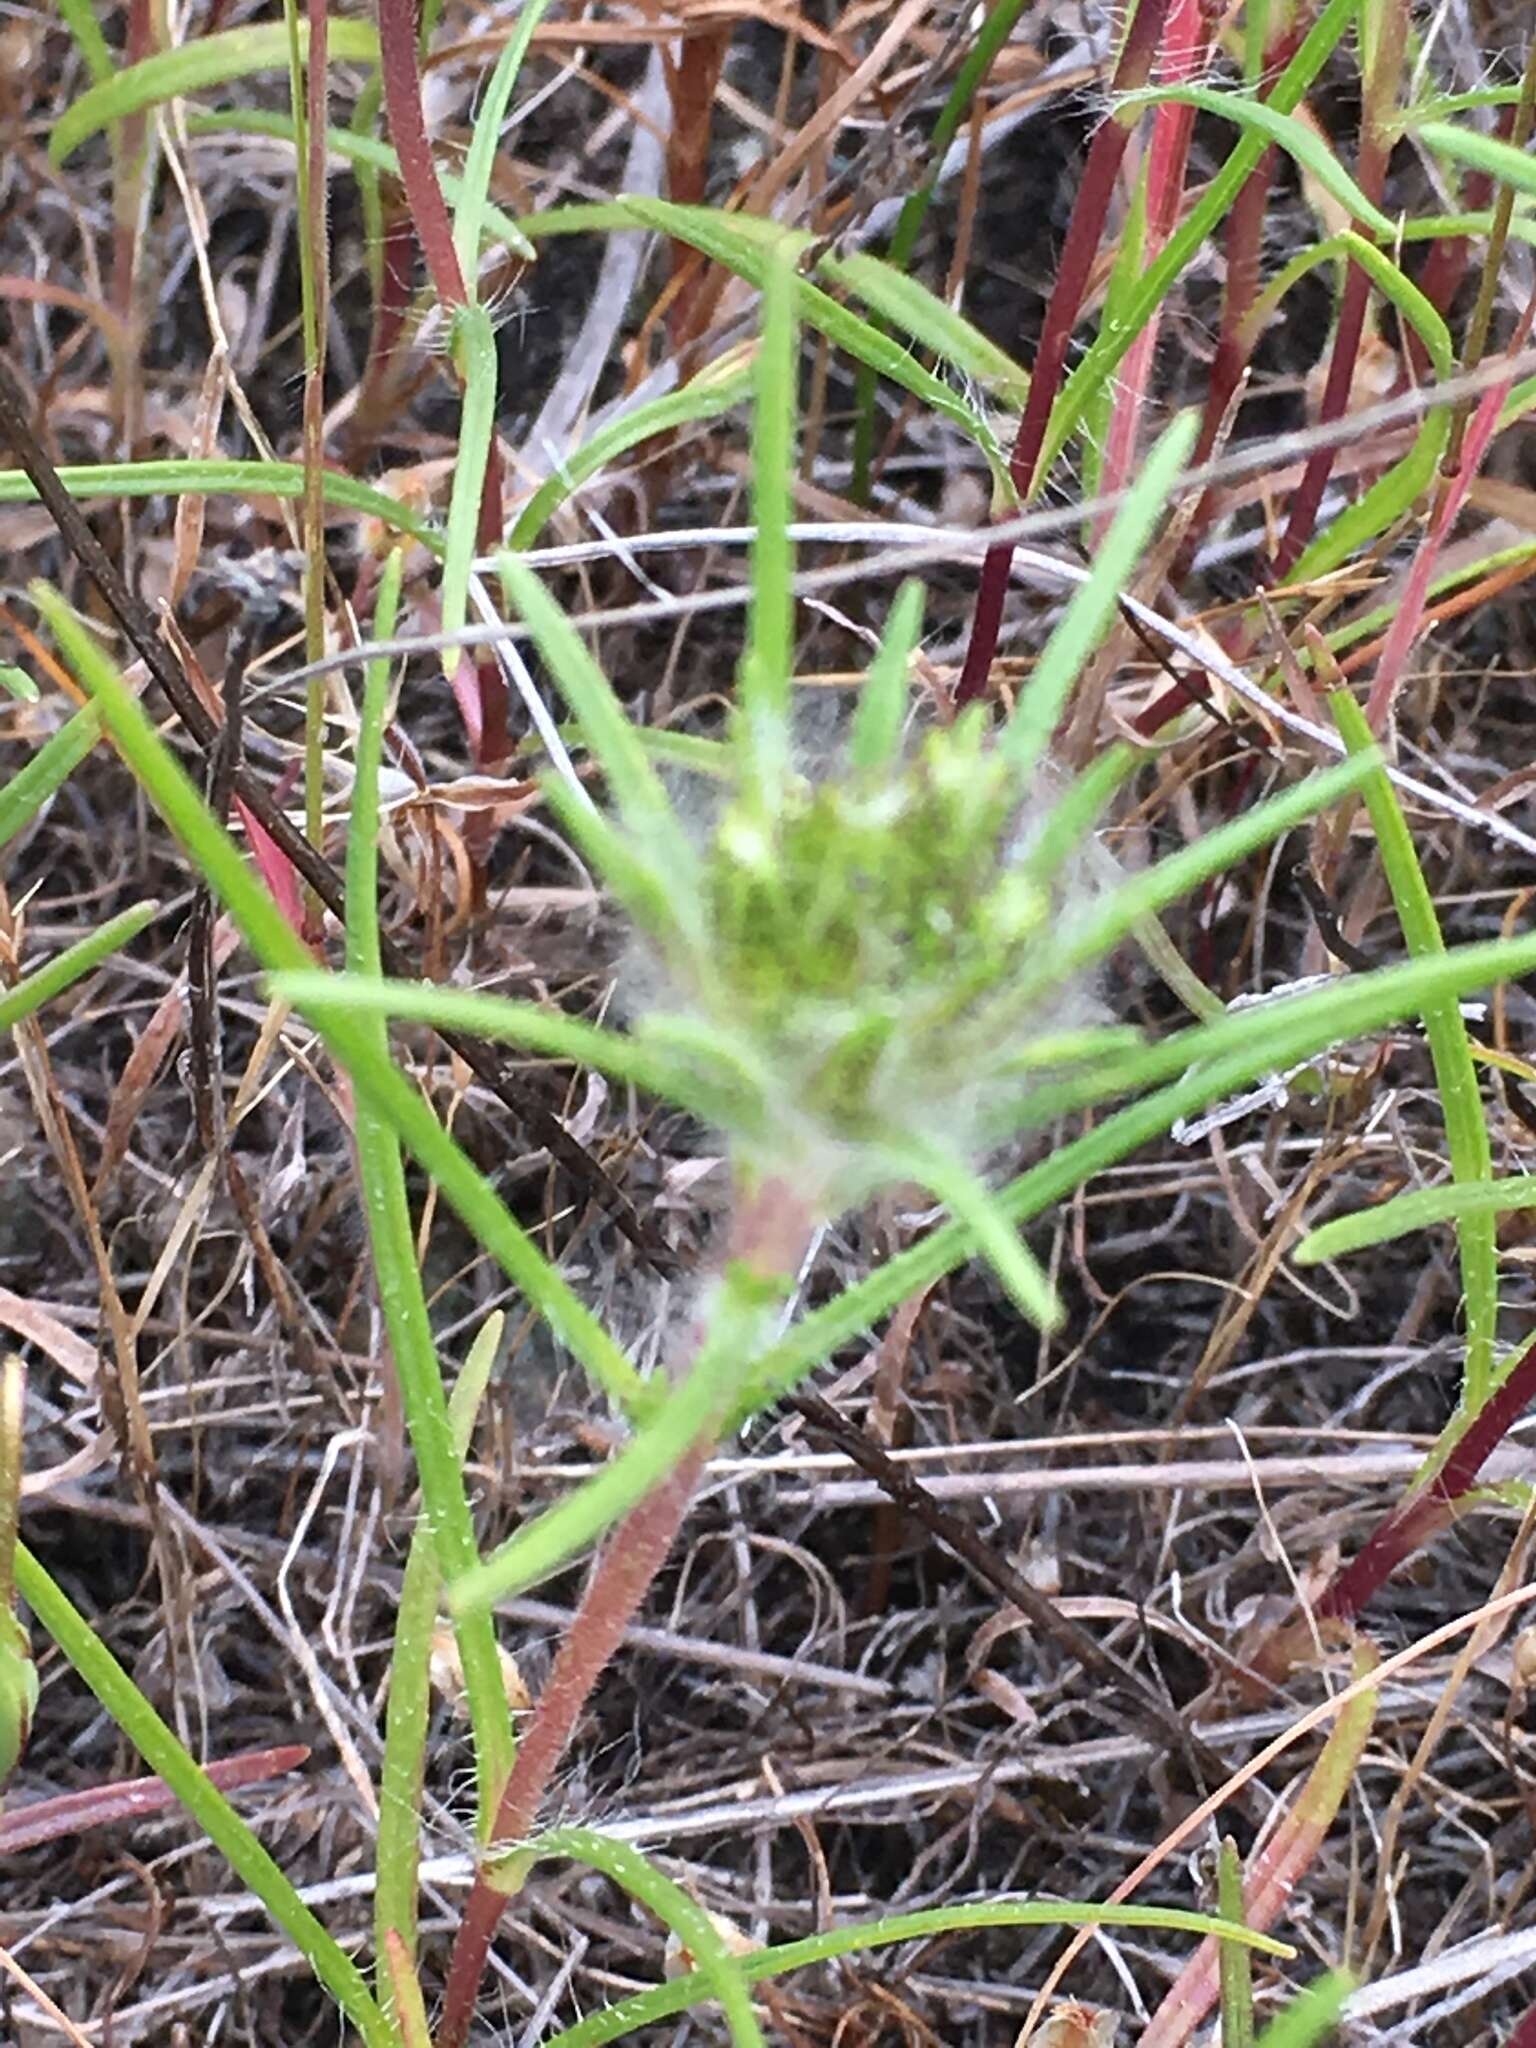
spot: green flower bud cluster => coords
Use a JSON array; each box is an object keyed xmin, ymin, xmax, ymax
[{"xmin": 678, "ymin": 705, "xmax": 1099, "ymax": 1189}]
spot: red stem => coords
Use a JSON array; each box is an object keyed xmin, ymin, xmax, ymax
[
  {"xmin": 955, "ymin": 0, "xmax": 1175, "ymax": 704},
  {"xmin": 434, "ymin": 1446, "xmax": 709, "ymax": 2048},
  {"xmin": 1315, "ymin": 1333, "xmax": 1536, "ymax": 1627},
  {"xmin": 376, "ymin": 0, "xmax": 467, "ymax": 309},
  {"xmin": 0, "ymin": 1745, "xmax": 310, "ymax": 1856}
]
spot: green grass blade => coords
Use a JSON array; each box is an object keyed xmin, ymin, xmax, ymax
[
  {"xmin": 503, "ymin": 1828, "xmax": 764, "ymax": 2048},
  {"xmin": 1296, "ymin": 1175, "xmax": 1536, "ymax": 1264},
  {"xmin": 31, "ymin": 582, "xmax": 651, "ymax": 1426},
  {"xmin": 0, "ymin": 703, "xmax": 103, "ymax": 851},
  {"xmin": 1217, "ymin": 1837, "xmax": 1255, "ymax": 2048},
  {"xmin": 271, "ymin": 973, "xmax": 750, "ymax": 1126},
  {"xmin": 1233, "ymin": 229, "xmax": 1454, "ymax": 584},
  {"xmin": 346, "ymin": 545, "xmax": 514, "ymax": 1849},
  {"xmin": 1003, "ymin": 410, "xmax": 1198, "ymax": 776},
  {"xmin": 615, "ymin": 200, "xmax": 1031, "ymax": 402},
  {"xmin": 1252, "ymin": 1972, "xmax": 1354, "ymax": 2048},
  {"xmin": 1416, "ymin": 120, "xmax": 1536, "ymax": 202},
  {"xmin": 14, "ymin": 1544, "xmax": 394, "ymax": 2048},
  {"xmin": 541, "ymin": 1902, "xmax": 1290, "ymax": 2048},
  {"xmin": 535, "ymin": 769, "xmax": 700, "ymax": 966},
  {"xmin": 0, "ymin": 459, "xmax": 438, "ymax": 549},
  {"xmin": 56, "ymin": 0, "xmax": 114, "ymax": 84},
  {"xmin": 739, "ymin": 244, "xmax": 798, "ymax": 816},
  {"xmin": 817, "ymin": 248, "xmax": 1030, "ymax": 402},
  {"xmin": 1249, "ymin": 231, "xmax": 1453, "ymax": 379},
  {"xmin": 509, "ymin": 358, "xmax": 752, "ymax": 548},
  {"xmin": 376, "ymin": 1311, "xmax": 503, "ymax": 2019},
  {"xmin": 849, "ymin": 580, "xmax": 924, "ymax": 776},
  {"xmin": 1331, "ymin": 687, "xmax": 1498, "ymax": 1408},
  {"xmin": 897, "ymin": 1144, "xmax": 1062, "ymax": 1330},
  {"xmin": 451, "ymin": 0, "xmax": 548, "ymax": 292},
  {"xmin": 603, "ymin": 198, "xmax": 1012, "ymax": 487},
  {"xmin": 1026, "ymin": 751, "xmax": 1379, "ymax": 993},
  {"xmin": 1118, "ymin": 85, "xmax": 1396, "ymax": 238},
  {"xmin": 0, "ymin": 903, "xmax": 156, "ymax": 1031},
  {"xmin": 850, "ymin": 0, "xmax": 1034, "ymax": 493},
  {"xmin": 440, "ymin": 302, "xmax": 499, "ymax": 679},
  {"xmin": 51, "ymin": 19, "xmax": 380, "ymax": 163}
]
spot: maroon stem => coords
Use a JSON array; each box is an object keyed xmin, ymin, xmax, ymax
[
  {"xmin": 376, "ymin": 0, "xmax": 467, "ymax": 309},
  {"xmin": 955, "ymin": 0, "xmax": 1175, "ymax": 704},
  {"xmin": 0, "ymin": 1745, "xmax": 310, "ymax": 1856},
  {"xmin": 434, "ymin": 1445, "xmax": 709, "ymax": 2048},
  {"xmin": 1315, "ymin": 1334, "xmax": 1536, "ymax": 1628},
  {"xmin": 1505, "ymin": 2004, "xmax": 1536, "ymax": 2048},
  {"xmin": 1270, "ymin": 3, "xmax": 1405, "ymax": 578}
]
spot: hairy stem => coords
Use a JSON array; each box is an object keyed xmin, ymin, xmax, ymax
[{"xmin": 433, "ymin": 1444, "xmax": 708, "ymax": 2048}]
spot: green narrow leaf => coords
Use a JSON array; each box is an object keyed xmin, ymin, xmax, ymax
[
  {"xmin": 1331, "ymin": 687, "xmax": 1498, "ymax": 1410},
  {"xmin": 609, "ymin": 196, "xmax": 1012, "ymax": 486},
  {"xmin": 1416, "ymin": 119, "xmax": 1536, "ymax": 202},
  {"xmin": 496, "ymin": 554, "xmax": 699, "ymax": 896},
  {"xmin": 497, "ymin": 1827, "xmax": 764, "ymax": 2048},
  {"xmin": 0, "ymin": 1358, "xmax": 36, "ymax": 1785},
  {"xmin": 1004, "ymin": 410, "xmax": 1198, "ymax": 777},
  {"xmin": 818, "ymin": 248, "xmax": 1030, "ymax": 401},
  {"xmin": 55, "ymin": 0, "xmax": 115, "ymax": 84},
  {"xmin": 739, "ymin": 243, "xmax": 799, "ymax": 815},
  {"xmin": 849, "ymin": 580, "xmax": 924, "ymax": 776},
  {"xmin": 901, "ymin": 1143, "xmax": 1062, "ymax": 1331},
  {"xmin": 272, "ymin": 973, "xmax": 745, "ymax": 1127},
  {"xmin": 1118, "ymin": 85, "xmax": 1396, "ymax": 238},
  {"xmin": 450, "ymin": 1259, "xmax": 779, "ymax": 1616},
  {"xmin": 1297, "ymin": 1174, "xmax": 1536, "ymax": 1264},
  {"xmin": 1040, "ymin": 0, "xmax": 1361, "ymax": 478},
  {"xmin": 0, "ymin": 703, "xmax": 104, "ymax": 851},
  {"xmin": 31, "ymin": 582, "xmax": 652, "ymax": 1425},
  {"xmin": 440, "ymin": 302, "xmax": 499, "ymax": 679},
  {"xmin": 1217, "ymin": 1837, "xmax": 1255, "ymax": 2048},
  {"xmin": 509, "ymin": 360, "xmax": 752, "ymax": 548},
  {"xmin": 51, "ymin": 19, "xmax": 381, "ymax": 163},
  {"xmin": 184, "ymin": 109, "xmax": 536, "ymax": 260},
  {"xmin": 376, "ymin": 1309, "xmax": 504, "ymax": 2016},
  {"xmin": 540, "ymin": 1903, "xmax": 1290, "ymax": 2048},
  {"xmin": 451, "ymin": 0, "xmax": 549, "ymax": 291},
  {"xmin": 1020, "ymin": 750, "xmax": 1379, "ymax": 996},
  {"xmin": 737, "ymin": 928, "xmax": 1536, "ymax": 1422},
  {"xmin": 1252, "ymin": 1971, "xmax": 1353, "ymax": 2048},
  {"xmin": 0, "ymin": 903, "xmax": 157, "ymax": 1032},
  {"xmin": 0, "ymin": 459, "xmax": 438, "ymax": 548},
  {"xmin": 850, "ymin": 0, "xmax": 1035, "ymax": 494}
]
